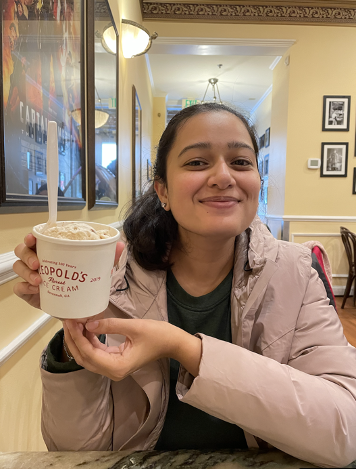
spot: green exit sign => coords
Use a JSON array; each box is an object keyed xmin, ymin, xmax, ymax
[
  {"xmin": 109, "ymin": 98, "xmax": 116, "ymax": 109},
  {"xmin": 182, "ymin": 99, "xmax": 200, "ymax": 108}
]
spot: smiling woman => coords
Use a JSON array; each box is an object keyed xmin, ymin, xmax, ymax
[{"xmin": 12, "ymin": 103, "xmax": 356, "ymax": 467}]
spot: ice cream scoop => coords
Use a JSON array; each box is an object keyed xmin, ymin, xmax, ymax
[{"xmin": 41, "ymin": 221, "xmax": 111, "ymax": 240}]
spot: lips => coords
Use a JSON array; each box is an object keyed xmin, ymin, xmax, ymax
[
  {"xmin": 199, "ymin": 196, "xmax": 240, "ymax": 202},
  {"xmin": 199, "ymin": 196, "xmax": 240, "ymax": 209}
]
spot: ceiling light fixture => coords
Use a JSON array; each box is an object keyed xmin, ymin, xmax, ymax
[
  {"xmin": 121, "ymin": 19, "xmax": 158, "ymax": 59},
  {"xmin": 71, "ymin": 88, "xmax": 109, "ymax": 129},
  {"xmin": 201, "ymin": 78, "xmax": 223, "ymax": 104},
  {"xmin": 102, "ymin": 23, "xmax": 117, "ymax": 55}
]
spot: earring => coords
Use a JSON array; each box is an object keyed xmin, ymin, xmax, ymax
[{"xmin": 161, "ymin": 202, "xmax": 167, "ymax": 208}]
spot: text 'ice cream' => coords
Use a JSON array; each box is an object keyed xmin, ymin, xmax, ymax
[{"xmin": 41, "ymin": 222, "xmax": 112, "ymax": 240}]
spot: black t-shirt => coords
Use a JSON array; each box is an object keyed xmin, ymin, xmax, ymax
[{"xmin": 155, "ymin": 268, "xmax": 247, "ymax": 451}]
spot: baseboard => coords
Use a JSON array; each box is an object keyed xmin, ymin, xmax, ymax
[{"xmin": 333, "ymin": 286, "xmax": 354, "ymax": 297}]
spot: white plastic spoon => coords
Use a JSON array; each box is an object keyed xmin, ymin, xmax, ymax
[{"xmin": 42, "ymin": 121, "xmax": 58, "ymax": 232}]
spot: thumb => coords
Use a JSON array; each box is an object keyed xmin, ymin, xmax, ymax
[
  {"xmin": 86, "ymin": 317, "xmax": 136, "ymax": 336},
  {"xmin": 114, "ymin": 241, "xmax": 125, "ymax": 266}
]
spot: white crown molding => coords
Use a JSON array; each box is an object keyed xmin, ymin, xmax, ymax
[
  {"xmin": 251, "ymin": 84, "xmax": 273, "ymax": 115},
  {"xmin": 267, "ymin": 215, "xmax": 356, "ymax": 222},
  {"xmin": 153, "ymin": 37, "xmax": 296, "ymax": 47},
  {"xmin": 145, "ymin": 55, "xmax": 155, "ymax": 92},
  {"xmin": 0, "ymin": 313, "xmax": 52, "ymax": 367}
]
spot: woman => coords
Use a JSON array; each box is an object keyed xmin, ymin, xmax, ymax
[{"xmin": 13, "ymin": 103, "xmax": 356, "ymax": 467}]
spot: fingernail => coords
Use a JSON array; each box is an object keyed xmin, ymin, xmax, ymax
[
  {"xmin": 86, "ymin": 321, "xmax": 99, "ymax": 330},
  {"xmin": 78, "ymin": 323, "xmax": 84, "ymax": 332},
  {"xmin": 29, "ymin": 257, "xmax": 37, "ymax": 268},
  {"xmin": 30, "ymin": 273, "xmax": 40, "ymax": 283}
]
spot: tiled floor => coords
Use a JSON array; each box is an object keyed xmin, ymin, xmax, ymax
[{"xmin": 336, "ymin": 296, "xmax": 356, "ymax": 347}]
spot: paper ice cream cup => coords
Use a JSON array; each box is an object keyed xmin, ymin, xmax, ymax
[{"xmin": 32, "ymin": 221, "xmax": 120, "ymax": 319}]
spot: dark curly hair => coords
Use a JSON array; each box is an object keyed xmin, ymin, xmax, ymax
[{"xmin": 123, "ymin": 103, "xmax": 260, "ymax": 271}]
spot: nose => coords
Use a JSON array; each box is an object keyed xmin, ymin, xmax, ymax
[{"xmin": 207, "ymin": 159, "xmax": 235, "ymax": 189}]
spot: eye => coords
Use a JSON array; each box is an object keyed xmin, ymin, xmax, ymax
[
  {"xmin": 185, "ymin": 160, "xmax": 206, "ymax": 167},
  {"xmin": 232, "ymin": 159, "xmax": 252, "ymax": 167}
]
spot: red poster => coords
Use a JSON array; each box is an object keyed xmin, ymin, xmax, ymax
[{"xmin": 2, "ymin": 0, "xmax": 83, "ymax": 198}]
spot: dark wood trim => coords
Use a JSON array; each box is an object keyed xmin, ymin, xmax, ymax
[
  {"xmin": 87, "ymin": 0, "xmax": 119, "ymax": 210},
  {"xmin": 87, "ymin": 0, "xmax": 96, "ymax": 210},
  {"xmin": 353, "ymin": 168, "xmax": 356, "ymax": 195},
  {"xmin": 132, "ymin": 86, "xmax": 136, "ymax": 201},
  {"xmin": 142, "ymin": 1, "xmax": 356, "ymax": 26}
]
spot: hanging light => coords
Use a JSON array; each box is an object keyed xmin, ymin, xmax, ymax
[
  {"xmin": 201, "ymin": 78, "xmax": 223, "ymax": 104},
  {"xmin": 102, "ymin": 23, "xmax": 116, "ymax": 55},
  {"xmin": 71, "ymin": 109, "xmax": 109, "ymax": 129},
  {"xmin": 121, "ymin": 19, "xmax": 158, "ymax": 59},
  {"xmin": 71, "ymin": 88, "xmax": 109, "ymax": 129}
]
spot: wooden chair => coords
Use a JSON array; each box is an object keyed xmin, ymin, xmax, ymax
[{"xmin": 340, "ymin": 227, "xmax": 356, "ymax": 308}]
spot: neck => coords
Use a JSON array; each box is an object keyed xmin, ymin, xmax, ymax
[{"xmin": 169, "ymin": 230, "xmax": 236, "ymax": 297}]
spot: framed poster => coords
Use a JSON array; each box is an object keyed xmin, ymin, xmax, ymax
[
  {"xmin": 322, "ymin": 96, "xmax": 350, "ymax": 131},
  {"xmin": 132, "ymin": 85, "xmax": 142, "ymax": 200},
  {"xmin": 259, "ymin": 134, "xmax": 265, "ymax": 150},
  {"xmin": 0, "ymin": 0, "xmax": 86, "ymax": 213},
  {"xmin": 320, "ymin": 142, "xmax": 348, "ymax": 177},
  {"xmin": 87, "ymin": 0, "xmax": 119, "ymax": 210}
]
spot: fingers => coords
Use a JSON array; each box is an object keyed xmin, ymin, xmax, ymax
[
  {"xmin": 114, "ymin": 241, "xmax": 125, "ymax": 266},
  {"xmin": 86, "ymin": 318, "xmax": 136, "ymax": 336},
  {"xmin": 63, "ymin": 321, "xmax": 85, "ymax": 366},
  {"xmin": 13, "ymin": 259, "xmax": 42, "ymax": 285},
  {"xmin": 14, "ymin": 242, "xmax": 40, "ymax": 271},
  {"xmin": 13, "ymin": 281, "xmax": 39, "ymax": 297},
  {"xmin": 24, "ymin": 233, "xmax": 37, "ymax": 250}
]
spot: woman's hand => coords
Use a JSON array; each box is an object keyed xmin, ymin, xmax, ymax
[
  {"xmin": 63, "ymin": 318, "xmax": 202, "ymax": 380},
  {"xmin": 12, "ymin": 234, "xmax": 125, "ymax": 310}
]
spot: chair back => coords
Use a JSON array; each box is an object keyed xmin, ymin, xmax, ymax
[{"xmin": 340, "ymin": 227, "xmax": 356, "ymax": 275}]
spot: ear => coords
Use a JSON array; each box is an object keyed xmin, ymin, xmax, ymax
[{"xmin": 154, "ymin": 179, "xmax": 169, "ymax": 210}]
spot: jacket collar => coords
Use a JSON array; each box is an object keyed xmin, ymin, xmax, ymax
[{"xmin": 109, "ymin": 215, "xmax": 279, "ymax": 317}]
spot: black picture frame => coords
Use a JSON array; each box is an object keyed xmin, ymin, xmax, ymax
[
  {"xmin": 353, "ymin": 168, "xmax": 356, "ymax": 195},
  {"xmin": 0, "ymin": 0, "xmax": 86, "ymax": 213},
  {"xmin": 87, "ymin": 0, "xmax": 119, "ymax": 210},
  {"xmin": 264, "ymin": 154, "xmax": 269, "ymax": 176},
  {"xmin": 320, "ymin": 142, "xmax": 348, "ymax": 177},
  {"xmin": 132, "ymin": 85, "xmax": 142, "ymax": 200},
  {"xmin": 322, "ymin": 95, "xmax": 350, "ymax": 131},
  {"xmin": 265, "ymin": 127, "xmax": 270, "ymax": 147},
  {"xmin": 259, "ymin": 134, "xmax": 265, "ymax": 149}
]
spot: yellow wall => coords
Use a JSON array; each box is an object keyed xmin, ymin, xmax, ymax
[
  {"xmin": 0, "ymin": 0, "xmax": 153, "ymax": 451},
  {"xmin": 144, "ymin": 21, "xmax": 356, "ymax": 286},
  {"xmin": 152, "ymin": 97, "xmax": 167, "ymax": 158}
]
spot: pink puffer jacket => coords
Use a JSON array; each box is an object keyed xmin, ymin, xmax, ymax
[{"xmin": 40, "ymin": 216, "xmax": 356, "ymax": 467}]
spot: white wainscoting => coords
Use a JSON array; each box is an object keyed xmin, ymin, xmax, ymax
[{"xmin": 0, "ymin": 220, "xmax": 123, "ymax": 366}]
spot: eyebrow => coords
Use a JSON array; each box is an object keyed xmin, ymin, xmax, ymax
[{"xmin": 177, "ymin": 140, "xmax": 255, "ymax": 158}]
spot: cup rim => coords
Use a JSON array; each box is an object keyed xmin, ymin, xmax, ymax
[{"xmin": 33, "ymin": 221, "xmax": 121, "ymax": 246}]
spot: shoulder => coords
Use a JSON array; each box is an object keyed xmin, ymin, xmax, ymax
[{"xmin": 272, "ymin": 239, "xmax": 313, "ymax": 285}]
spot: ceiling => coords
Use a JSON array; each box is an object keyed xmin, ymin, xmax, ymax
[{"xmin": 147, "ymin": 53, "xmax": 277, "ymax": 112}]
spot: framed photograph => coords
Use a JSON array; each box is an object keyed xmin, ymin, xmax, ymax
[
  {"xmin": 258, "ymin": 157, "xmax": 263, "ymax": 176},
  {"xmin": 0, "ymin": 0, "xmax": 86, "ymax": 213},
  {"xmin": 322, "ymin": 96, "xmax": 350, "ymax": 131},
  {"xmin": 265, "ymin": 127, "xmax": 270, "ymax": 147},
  {"xmin": 259, "ymin": 134, "xmax": 265, "ymax": 149},
  {"xmin": 353, "ymin": 168, "xmax": 356, "ymax": 195},
  {"xmin": 320, "ymin": 143, "xmax": 348, "ymax": 177},
  {"xmin": 132, "ymin": 85, "xmax": 142, "ymax": 200},
  {"xmin": 264, "ymin": 154, "xmax": 269, "ymax": 176},
  {"xmin": 87, "ymin": 0, "xmax": 119, "ymax": 210}
]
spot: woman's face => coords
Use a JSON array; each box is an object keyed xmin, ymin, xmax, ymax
[{"xmin": 155, "ymin": 111, "xmax": 261, "ymax": 242}]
